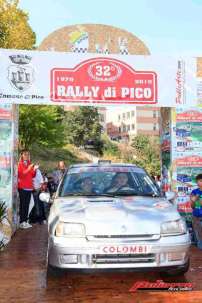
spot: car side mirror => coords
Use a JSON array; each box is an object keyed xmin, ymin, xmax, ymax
[
  {"xmin": 39, "ymin": 192, "xmax": 50, "ymax": 203},
  {"xmin": 165, "ymin": 191, "xmax": 176, "ymax": 201}
]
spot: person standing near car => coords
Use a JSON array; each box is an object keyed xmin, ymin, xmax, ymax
[
  {"xmin": 190, "ymin": 174, "xmax": 202, "ymax": 248},
  {"xmin": 156, "ymin": 175, "xmax": 161, "ymax": 188},
  {"xmin": 29, "ymin": 166, "xmax": 46, "ymax": 224},
  {"xmin": 18, "ymin": 150, "xmax": 38, "ymax": 229},
  {"xmin": 40, "ymin": 172, "xmax": 50, "ymax": 221},
  {"xmin": 52, "ymin": 161, "xmax": 66, "ymax": 189}
]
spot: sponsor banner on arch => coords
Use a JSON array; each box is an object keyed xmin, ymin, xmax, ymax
[
  {"xmin": 0, "ymin": 48, "xmax": 197, "ymax": 106},
  {"xmin": 170, "ymin": 107, "xmax": 202, "ymax": 224}
]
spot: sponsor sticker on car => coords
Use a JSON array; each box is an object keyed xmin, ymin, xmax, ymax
[{"xmin": 101, "ymin": 245, "xmax": 151, "ymax": 254}]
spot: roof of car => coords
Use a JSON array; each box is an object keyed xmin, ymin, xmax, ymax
[{"xmin": 69, "ymin": 162, "xmax": 139, "ymax": 169}]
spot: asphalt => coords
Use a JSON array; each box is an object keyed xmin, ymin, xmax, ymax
[{"xmin": 0, "ymin": 225, "xmax": 202, "ymax": 303}]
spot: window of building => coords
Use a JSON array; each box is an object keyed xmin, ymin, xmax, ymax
[
  {"xmin": 118, "ymin": 114, "xmax": 121, "ymax": 121},
  {"xmin": 123, "ymin": 125, "xmax": 126, "ymax": 132},
  {"xmin": 131, "ymin": 111, "xmax": 135, "ymax": 117},
  {"xmin": 119, "ymin": 127, "xmax": 121, "ymax": 133},
  {"xmin": 127, "ymin": 112, "xmax": 130, "ymax": 119},
  {"xmin": 132, "ymin": 124, "xmax": 135, "ymax": 130},
  {"xmin": 153, "ymin": 124, "xmax": 157, "ymax": 131},
  {"xmin": 123, "ymin": 113, "xmax": 125, "ymax": 119},
  {"xmin": 127, "ymin": 125, "xmax": 130, "ymax": 131}
]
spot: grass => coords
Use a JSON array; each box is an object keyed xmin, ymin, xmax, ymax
[{"xmin": 30, "ymin": 144, "xmax": 89, "ymax": 173}]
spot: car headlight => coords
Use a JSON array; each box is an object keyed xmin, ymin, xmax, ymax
[
  {"xmin": 55, "ymin": 222, "xmax": 85, "ymax": 237},
  {"xmin": 161, "ymin": 219, "xmax": 187, "ymax": 236}
]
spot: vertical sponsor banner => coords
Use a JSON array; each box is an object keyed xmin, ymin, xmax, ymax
[
  {"xmin": 11, "ymin": 105, "xmax": 19, "ymax": 230},
  {"xmin": 160, "ymin": 108, "xmax": 172, "ymax": 192},
  {"xmin": 171, "ymin": 108, "xmax": 202, "ymax": 224},
  {"xmin": 0, "ymin": 105, "xmax": 13, "ymax": 244}
]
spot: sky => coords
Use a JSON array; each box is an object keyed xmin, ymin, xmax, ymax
[{"xmin": 19, "ymin": 0, "xmax": 202, "ymax": 56}]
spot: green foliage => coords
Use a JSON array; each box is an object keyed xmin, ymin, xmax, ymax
[
  {"xmin": 132, "ymin": 135, "xmax": 151, "ymax": 152},
  {"xmin": 102, "ymin": 134, "xmax": 121, "ymax": 157},
  {"xmin": 30, "ymin": 144, "xmax": 85, "ymax": 173},
  {"xmin": 131, "ymin": 134, "xmax": 160, "ymax": 175},
  {"xmin": 64, "ymin": 107, "xmax": 103, "ymax": 154},
  {"xmin": 0, "ymin": 0, "xmax": 36, "ymax": 49},
  {"xmin": 19, "ymin": 105, "xmax": 65, "ymax": 149}
]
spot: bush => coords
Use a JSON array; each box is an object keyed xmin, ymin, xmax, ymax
[
  {"xmin": 102, "ymin": 134, "xmax": 121, "ymax": 158},
  {"xmin": 131, "ymin": 135, "xmax": 161, "ymax": 175}
]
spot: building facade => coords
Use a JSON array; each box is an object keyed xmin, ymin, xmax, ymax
[{"xmin": 106, "ymin": 106, "xmax": 160, "ymax": 141}]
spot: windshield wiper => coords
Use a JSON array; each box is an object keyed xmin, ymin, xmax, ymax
[
  {"xmin": 61, "ymin": 192, "xmax": 160, "ymax": 198},
  {"xmin": 111, "ymin": 192, "xmax": 139, "ymax": 196}
]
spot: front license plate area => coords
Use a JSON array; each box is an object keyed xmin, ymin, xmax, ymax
[{"xmin": 100, "ymin": 245, "xmax": 151, "ymax": 254}]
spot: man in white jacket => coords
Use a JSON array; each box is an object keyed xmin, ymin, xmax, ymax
[{"xmin": 29, "ymin": 167, "xmax": 46, "ymax": 224}]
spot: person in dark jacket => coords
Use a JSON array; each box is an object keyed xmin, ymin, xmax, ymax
[{"xmin": 52, "ymin": 161, "xmax": 67, "ymax": 190}]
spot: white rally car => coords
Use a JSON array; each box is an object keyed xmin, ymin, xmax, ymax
[{"xmin": 40, "ymin": 162, "xmax": 190, "ymax": 276}]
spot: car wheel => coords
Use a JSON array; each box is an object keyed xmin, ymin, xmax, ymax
[
  {"xmin": 162, "ymin": 259, "xmax": 190, "ymax": 277},
  {"xmin": 46, "ymin": 263, "xmax": 65, "ymax": 278}
]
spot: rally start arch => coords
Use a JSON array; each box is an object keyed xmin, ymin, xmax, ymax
[{"xmin": 0, "ymin": 24, "xmax": 201, "ymax": 245}]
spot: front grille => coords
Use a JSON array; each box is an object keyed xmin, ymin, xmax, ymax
[
  {"xmin": 92, "ymin": 253, "xmax": 156, "ymax": 264},
  {"xmin": 87, "ymin": 234, "xmax": 160, "ymax": 241}
]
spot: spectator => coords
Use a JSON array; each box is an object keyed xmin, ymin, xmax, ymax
[
  {"xmin": 156, "ymin": 175, "xmax": 161, "ymax": 188},
  {"xmin": 190, "ymin": 174, "xmax": 202, "ymax": 248},
  {"xmin": 46, "ymin": 173, "xmax": 56, "ymax": 197},
  {"xmin": 40, "ymin": 173, "xmax": 50, "ymax": 222},
  {"xmin": 29, "ymin": 167, "xmax": 46, "ymax": 224},
  {"xmin": 52, "ymin": 161, "xmax": 66, "ymax": 189},
  {"xmin": 18, "ymin": 150, "xmax": 38, "ymax": 229},
  {"xmin": 43, "ymin": 172, "xmax": 48, "ymax": 185}
]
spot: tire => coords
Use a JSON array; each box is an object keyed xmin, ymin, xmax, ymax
[
  {"xmin": 46, "ymin": 263, "xmax": 65, "ymax": 278},
  {"xmin": 162, "ymin": 259, "xmax": 190, "ymax": 277}
]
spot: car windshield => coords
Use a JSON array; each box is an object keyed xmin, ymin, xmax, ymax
[{"xmin": 59, "ymin": 166, "xmax": 160, "ymax": 198}]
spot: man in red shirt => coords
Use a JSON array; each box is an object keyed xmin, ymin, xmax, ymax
[{"xmin": 18, "ymin": 150, "xmax": 38, "ymax": 229}]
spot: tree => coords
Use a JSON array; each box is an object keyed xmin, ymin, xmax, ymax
[
  {"xmin": 19, "ymin": 105, "xmax": 65, "ymax": 149},
  {"xmin": 0, "ymin": 0, "xmax": 36, "ymax": 49},
  {"xmin": 131, "ymin": 134, "xmax": 161, "ymax": 175},
  {"xmin": 64, "ymin": 107, "xmax": 103, "ymax": 153}
]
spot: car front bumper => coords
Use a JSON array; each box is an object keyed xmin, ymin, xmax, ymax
[{"xmin": 48, "ymin": 233, "xmax": 191, "ymax": 269}]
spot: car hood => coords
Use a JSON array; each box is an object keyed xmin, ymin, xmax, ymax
[{"xmin": 51, "ymin": 196, "xmax": 180, "ymax": 236}]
